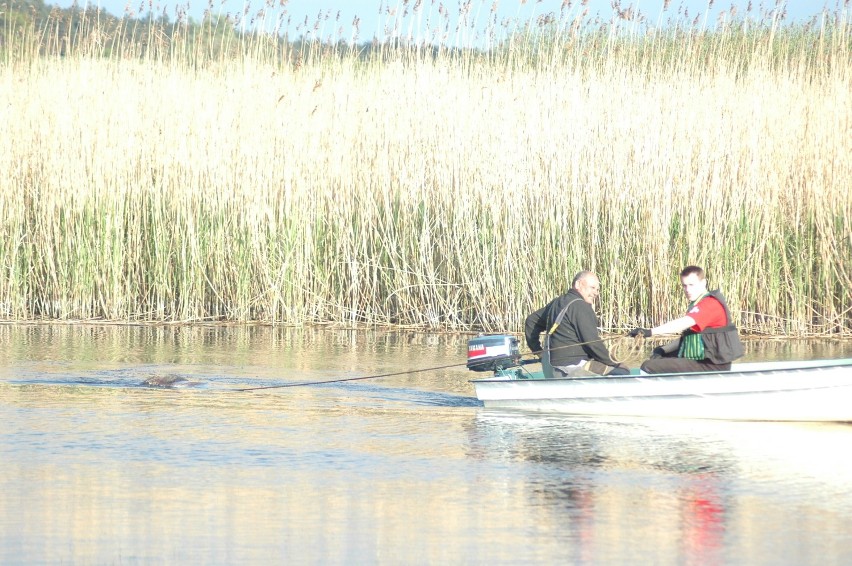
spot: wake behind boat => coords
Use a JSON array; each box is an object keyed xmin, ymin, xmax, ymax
[{"xmin": 467, "ymin": 334, "xmax": 852, "ymax": 422}]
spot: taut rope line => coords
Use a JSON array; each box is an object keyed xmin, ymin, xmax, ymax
[{"xmin": 236, "ymin": 336, "xmax": 624, "ymax": 392}]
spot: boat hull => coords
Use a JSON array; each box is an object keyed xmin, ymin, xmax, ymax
[{"xmin": 472, "ymin": 361, "xmax": 852, "ymax": 422}]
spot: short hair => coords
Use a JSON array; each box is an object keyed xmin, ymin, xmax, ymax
[
  {"xmin": 680, "ymin": 265, "xmax": 705, "ymax": 279},
  {"xmin": 571, "ymin": 270, "xmax": 595, "ymax": 289}
]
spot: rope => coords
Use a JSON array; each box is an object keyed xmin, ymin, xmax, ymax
[{"xmin": 236, "ymin": 335, "xmax": 623, "ymax": 392}]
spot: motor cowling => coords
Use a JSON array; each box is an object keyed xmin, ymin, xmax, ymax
[{"xmin": 467, "ymin": 334, "xmax": 521, "ymax": 372}]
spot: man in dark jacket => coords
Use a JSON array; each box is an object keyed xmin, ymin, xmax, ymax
[
  {"xmin": 525, "ymin": 271, "xmax": 629, "ymax": 378},
  {"xmin": 628, "ymin": 265, "xmax": 744, "ymax": 374}
]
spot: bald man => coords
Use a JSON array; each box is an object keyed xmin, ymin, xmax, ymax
[{"xmin": 525, "ymin": 271, "xmax": 629, "ymax": 378}]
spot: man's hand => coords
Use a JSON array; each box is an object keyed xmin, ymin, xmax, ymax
[{"xmin": 628, "ymin": 328, "xmax": 652, "ymax": 338}]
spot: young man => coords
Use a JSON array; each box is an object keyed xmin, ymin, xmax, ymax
[
  {"xmin": 629, "ymin": 266, "xmax": 744, "ymax": 374},
  {"xmin": 525, "ymin": 271, "xmax": 629, "ymax": 378}
]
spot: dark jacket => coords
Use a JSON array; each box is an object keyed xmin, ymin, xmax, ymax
[
  {"xmin": 524, "ymin": 289, "xmax": 618, "ymax": 367},
  {"xmin": 689, "ymin": 290, "xmax": 745, "ymax": 363}
]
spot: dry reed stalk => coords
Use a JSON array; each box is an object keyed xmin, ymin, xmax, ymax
[{"xmin": 1, "ymin": 3, "xmax": 850, "ymax": 335}]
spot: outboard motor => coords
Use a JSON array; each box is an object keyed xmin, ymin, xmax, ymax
[{"xmin": 467, "ymin": 334, "xmax": 522, "ymax": 372}]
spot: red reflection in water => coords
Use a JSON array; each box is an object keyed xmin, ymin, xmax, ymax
[{"xmin": 682, "ymin": 476, "xmax": 726, "ymax": 565}]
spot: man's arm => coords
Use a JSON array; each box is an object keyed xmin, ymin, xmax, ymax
[
  {"xmin": 574, "ymin": 305, "xmax": 618, "ymax": 366},
  {"xmin": 651, "ymin": 316, "xmax": 696, "ymax": 336},
  {"xmin": 524, "ymin": 306, "xmax": 548, "ymax": 352}
]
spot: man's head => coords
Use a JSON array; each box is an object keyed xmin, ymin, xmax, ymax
[
  {"xmin": 572, "ymin": 271, "xmax": 601, "ymax": 305},
  {"xmin": 680, "ymin": 265, "xmax": 708, "ymax": 302}
]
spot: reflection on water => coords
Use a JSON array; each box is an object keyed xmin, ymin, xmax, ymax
[
  {"xmin": 468, "ymin": 412, "xmax": 852, "ymax": 564},
  {"xmin": 0, "ymin": 325, "xmax": 851, "ymax": 564}
]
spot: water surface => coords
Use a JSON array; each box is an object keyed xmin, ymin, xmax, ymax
[{"xmin": 1, "ymin": 325, "xmax": 851, "ymax": 564}]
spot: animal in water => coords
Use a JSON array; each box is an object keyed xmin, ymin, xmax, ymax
[{"xmin": 141, "ymin": 374, "xmax": 202, "ymax": 388}]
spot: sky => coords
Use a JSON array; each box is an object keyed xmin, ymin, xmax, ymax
[{"xmin": 44, "ymin": 1, "xmax": 849, "ymax": 43}]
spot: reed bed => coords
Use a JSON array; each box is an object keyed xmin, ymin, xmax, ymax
[{"xmin": 1, "ymin": 1, "xmax": 851, "ymax": 336}]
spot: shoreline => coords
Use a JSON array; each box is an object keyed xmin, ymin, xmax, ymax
[{"xmin": 1, "ymin": 318, "xmax": 850, "ymax": 340}]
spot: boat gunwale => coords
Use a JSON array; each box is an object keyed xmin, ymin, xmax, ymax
[{"xmin": 470, "ymin": 358, "xmax": 852, "ymax": 384}]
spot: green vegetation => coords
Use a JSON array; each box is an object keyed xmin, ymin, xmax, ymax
[{"xmin": 1, "ymin": 1, "xmax": 851, "ymax": 336}]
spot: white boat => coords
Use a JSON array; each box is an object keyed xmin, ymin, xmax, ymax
[
  {"xmin": 471, "ymin": 359, "xmax": 852, "ymax": 422},
  {"xmin": 467, "ymin": 335, "xmax": 852, "ymax": 422}
]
